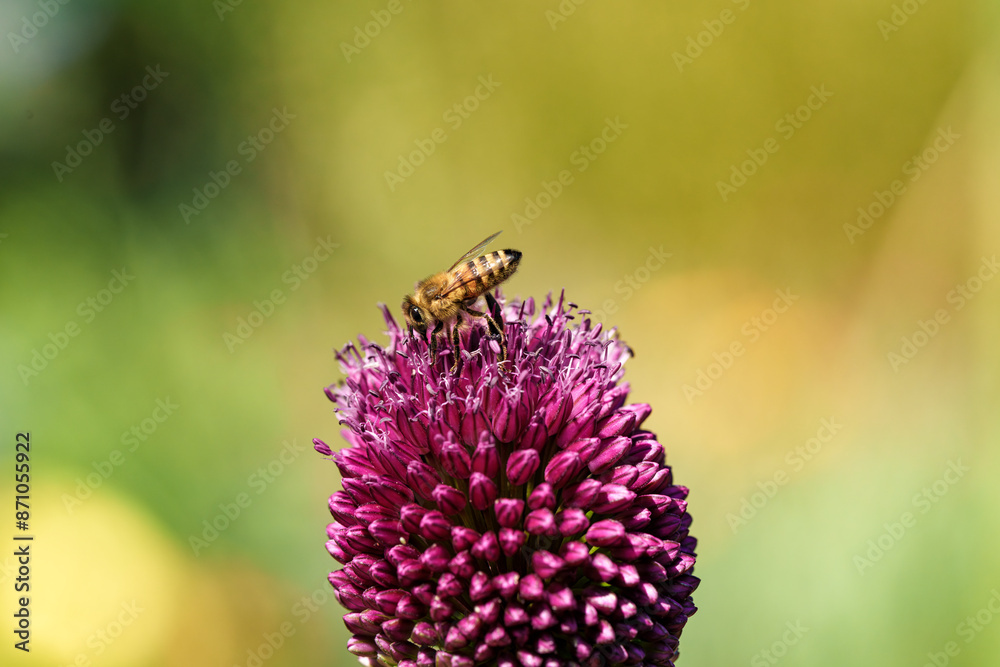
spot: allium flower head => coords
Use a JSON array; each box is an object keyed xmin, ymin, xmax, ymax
[{"xmin": 316, "ymin": 292, "xmax": 698, "ymax": 667}]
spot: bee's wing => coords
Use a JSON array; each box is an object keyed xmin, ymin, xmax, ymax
[
  {"xmin": 438, "ymin": 262, "xmax": 483, "ymax": 299},
  {"xmin": 447, "ymin": 231, "xmax": 502, "ymax": 272}
]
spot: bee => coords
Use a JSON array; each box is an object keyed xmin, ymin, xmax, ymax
[{"xmin": 402, "ymin": 231, "xmax": 521, "ymax": 372}]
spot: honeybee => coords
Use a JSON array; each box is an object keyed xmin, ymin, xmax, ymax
[{"xmin": 402, "ymin": 231, "xmax": 521, "ymax": 371}]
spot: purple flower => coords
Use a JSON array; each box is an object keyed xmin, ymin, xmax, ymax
[{"xmin": 318, "ymin": 292, "xmax": 698, "ymax": 667}]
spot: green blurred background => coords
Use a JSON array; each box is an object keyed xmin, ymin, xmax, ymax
[{"xmin": 3, "ymin": 1, "xmax": 1000, "ymax": 665}]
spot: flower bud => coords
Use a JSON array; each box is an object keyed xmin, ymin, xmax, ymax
[{"xmin": 506, "ymin": 449, "xmax": 540, "ymax": 486}]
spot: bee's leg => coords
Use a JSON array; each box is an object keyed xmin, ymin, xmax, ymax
[
  {"xmin": 473, "ymin": 295, "xmax": 507, "ymax": 366},
  {"xmin": 450, "ymin": 317, "xmax": 463, "ymax": 374},
  {"xmin": 463, "ymin": 306, "xmax": 501, "ymax": 342},
  {"xmin": 484, "ymin": 293, "xmax": 505, "ymax": 333},
  {"xmin": 428, "ymin": 321, "xmax": 443, "ymax": 362},
  {"xmin": 493, "ymin": 320, "xmax": 508, "ymax": 366},
  {"xmin": 484, "ymin": 293, "xmax": 507, "ymax": 364}
]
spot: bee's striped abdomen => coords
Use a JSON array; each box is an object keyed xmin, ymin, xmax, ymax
[
  {"xmin": 453, "ymin": 249, "xmax": 522, "ymax": 300},
  {"xmin": 479, "ymin": 249, "xmax": 521, "ymax": 287}
]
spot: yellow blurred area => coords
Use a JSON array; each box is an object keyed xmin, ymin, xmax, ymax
[
  {"xmin": 3, "ymin": 1, "xmax": 1000, "ymax": 665},
  {"xmin": 0, "ymin": 481, "xmax": 182, "ymax": 666},
  {"xmin": 0, "ymin": 479, "xmax": 340, "ymax": 667}
]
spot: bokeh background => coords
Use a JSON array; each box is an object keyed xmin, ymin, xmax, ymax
[{"xmin": 3, "ymin": 1, "xmax": 1000, "ymax": 665}]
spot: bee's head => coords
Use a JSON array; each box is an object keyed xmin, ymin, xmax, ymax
[{"xmin": 401, "ymin": 295, "xmax": 430, "ymax": 335}]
